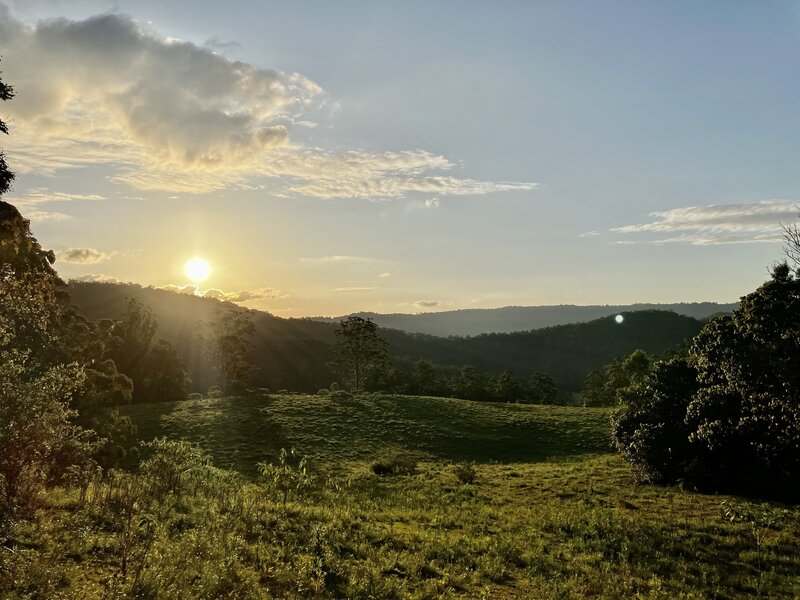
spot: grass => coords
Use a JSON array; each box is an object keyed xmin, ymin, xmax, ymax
[
  {"xmin": 4, "ymin": 394, "xmax": 799, "ymax": 598},
  {"xmin": 120, "ymin": 393, "xmax": 613, "ymax": 475}
]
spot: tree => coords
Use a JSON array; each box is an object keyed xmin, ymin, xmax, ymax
[
  {"xmin": 582, "ymin": 349, "xmax": 654, "ymax": 407},
  {"xmin": 140, "ymin": 339, "xmax": 188, "ymax": 403},
  {"xmin": 0, "ymin": 59, "xmax": 14, "ymax": 196},
  {"xmin": 328, "ymin": 316, "xmax": 389, "ymax": 393},
  {"xmin": 612, "ymin": 261, "xmax": 800, "ymax": 498},
  {"xmin": 0, "ymin": 70, "xmax": 92, "ymax": 511},
  {"xmin": 493, "ymin": 370, "xmax": 523, "ymax": 402},
  {"xmin": 782, "ymin": 212, "xmax": 800, "ymax": 271},
  {"xmin": 110, "ymin": 299, "xmax": 187, "ymax": 403},
  {"xmin": 527, "ymin": 372, "xmax": 559, "ymax": 405},
  {"xmin": 203, "ymin": 307, "xmax": 257, "ymax": 393}
]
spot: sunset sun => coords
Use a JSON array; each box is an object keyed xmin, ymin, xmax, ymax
[{"xmin": 184, "ymin": 257, "xmax": 211, "ymax": 282}]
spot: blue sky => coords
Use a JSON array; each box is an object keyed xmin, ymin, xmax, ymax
[{"xmin": 1, "ymin": 1, "xmax": 798, "ymax": 315}]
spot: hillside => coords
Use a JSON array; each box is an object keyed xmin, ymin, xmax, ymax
[
  {"xmin": 313, "ymin": 302, "xmax": 737, "ymax": 336},
  {"xmin": 121, "ymin": 393, "xmax": 613, "ymax": 475},
  {"xmin": 67, "ymin": 282, "xmax": 706, "ymax": 393}
]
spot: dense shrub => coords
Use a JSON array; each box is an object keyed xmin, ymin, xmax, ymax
[
  {"xmin": 453, "ymin": 462, "xmax": 478, "ymax": 485},
  {"xmin": 371, "ymin": 454, "xmax": 418, "ymax": 476},
  {"xmin": 612, "ymin": 265, "xmax": 800, "ymax": 497}
]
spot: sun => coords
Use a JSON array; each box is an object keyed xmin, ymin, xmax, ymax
[{"xmin": 184, "ymin": 257, "xmax": 211, "ymax": 282}]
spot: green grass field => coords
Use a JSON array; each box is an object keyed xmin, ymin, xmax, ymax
[
  {"xmin": 121, "ymin": 393, "xmax": 613, "ymax": 475},
  {"xmin": 4, "ymin": 394, "xmax": 799, "ymax": 598}
]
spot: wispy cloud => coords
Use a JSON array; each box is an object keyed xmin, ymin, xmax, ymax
[
  {"xmin": 609, "ymin": 200, "xmax": 799, "ymax": 245},
  {"xmin": 5, "ymin": 188, "xmax": 106, "ymax": 221},
  {"xmin": 300, "ymin": 255, "xmax": 382, "ymax": 265},
  {"xmin": 157, "ymin": 284, "xmax": 284, "ymax": 303},
  {"xmin": 414, "ymin": 300, "xmax": 441, "ymax": 308},
  {"xmin": 0, "ymin": 6, "xmax": 537, "ymax": 198},
  {"xmin": 334, "ymin": 287, "xmax": 376, "ymax": 292},
  {"xmin": 56, "ymin": 247, "xmax": 111, "ymax": 264},
  {"xmin": 378, "ymin": 272, "xmax": 391, "ymax": 278},
  {"xmin": 70, "ymin": 273, "xmax": 121, "ymax": 283},
  {"xmin": 201, "ymin": 287, "xmax": 283, "ymax": 302}
]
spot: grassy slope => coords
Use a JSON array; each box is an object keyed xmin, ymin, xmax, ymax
[
  {"xmin": 121, "ymin": 394, "xmax": 613, "ymax": 475},
  {"xmin": 7, "ymin": 396, "xmax": 799, "ymax": 598}
]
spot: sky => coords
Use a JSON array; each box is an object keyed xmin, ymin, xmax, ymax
[{"xmin": 1, "ymin": 0, "xmax": 799, "ymax": 316}]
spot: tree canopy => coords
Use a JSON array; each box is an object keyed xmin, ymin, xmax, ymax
[{"xmin": 612, "ymin": 261, "xmax": 800, "ymax": 498}]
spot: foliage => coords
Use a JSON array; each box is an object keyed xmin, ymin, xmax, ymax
[
  {"xmin": 453, "ymin": 461, "xmax": 478, "ymax": 485},
  {"xmin": 110, "ymin": 299, "xmax": 187, "ymax": 403},
  {"xmin": 0, "ymin": 85, "xmax": 97, "ymax": 514},
  {"xmin": 257, "ymin": 448, "xmax": 312, "ymax": 506},
  {"xmin": 613, "ymin": 264, "xmax": 800, "ymax": 497},
  {"xmin": 582, "ymin": 349, "xmax": 654, "ymax": 407},
  {"xmin": 67, "ymin": 282, "xmax": 707, "ymax": 395},
  {"xmin": 0, "ymin": 60, "xmax": 14, "ymax": 196},
  {"xmin": 328, "ymin": 315, "xmax": 390, "ymax": 393},
  {"xmin": 0, "ymin": 357, "xmax": 86, "ymax": 514},
  {"xmin": 139, "ymin": 438, "xmax": 211, "ymax": 500},
  {"xmin": 370, "ymin": 454, "xmax": 418, "ymax": 476},
  {"xmin": 202, "ymin": 307, "xmax": 257, "ymax": 393}
]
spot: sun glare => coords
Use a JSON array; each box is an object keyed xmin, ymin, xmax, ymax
[{"xmin": 185, "ymin": 257, "xmax": 211, "ymax": 282}]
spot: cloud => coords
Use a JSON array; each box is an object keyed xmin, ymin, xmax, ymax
[
  {"xmin": 334, "ymin": 287, "xmax": 376, "ymax": 292},
  {"xmin": 160, "ymin": 284, "xmax": 199, "ymax": 295},
  {"xmin": 217, "ymin": 287, "xmax": 282, "ymax": 302},
  {"xmin": 300, "ymin": 255, "xmax": 381, "ymax": 265},
  {"xmin": 414, "ymin": 300, "xmax": 441, "ymax": 308},
  {"xmin": 56, "ymin": 247, "xmax": 111, "ymax": 264},
  {"xmin": 378, "ymin": 272, "xmax": 391, "ymax": 278},
  {"xmin": 610, "ymin": 200, "xmax": 799, "ymax": 245},
  {"xmin": 5, "ymin": 187, "xmax": 106, "ymax": 220},
  {"xmin": 192, "ymin": 286, "xmax": 284, "ymax": 303},
  {"xmin": 70, "ymin": 273, "xmax": 121, "ymax": 283},
  {"xmin": 406, "ymin": 197, "xmax": 440, "ymax": 212},
  {"xmin": 0, "ymin": 6, "xmax": 537, "ymax": 198}
]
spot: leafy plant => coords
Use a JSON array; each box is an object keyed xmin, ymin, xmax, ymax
[{"xmin": 257, "ymin": 448, "xmax": 313, "ymax": 506}]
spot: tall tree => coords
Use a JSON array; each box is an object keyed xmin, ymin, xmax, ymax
[
  {"xmin": 329, "ymin": 316, "xmax": 389, "ymax": 393},
  {"xmin": 0, "ymin": 68, "xmax": 91, "ymax": 512},
  {"xmin": 203, "ymin": 307, "xmax": 257, "ymax": 393}
]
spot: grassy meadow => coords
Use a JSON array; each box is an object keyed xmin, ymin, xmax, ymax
[{"xmin": 3, "ymin": 393, "xmax": 799, "ymax": 598}]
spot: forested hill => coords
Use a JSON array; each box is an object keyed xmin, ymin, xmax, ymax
[
  {"xmin": 313, "ymin": 302, "xmax": 736, "ymax": 336},
  {"xmin": 67, "ymin": 282, "xmax": 707, "ymax": 393}
]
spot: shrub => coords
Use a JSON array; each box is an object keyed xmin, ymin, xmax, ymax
[
  {"xmin": 612, "ymin": 265, "xmax": 800, "ymax": 497},
  {"xmin": 371, "ymin": 454, "xmax": 417, "ymax": 476},
  {"xmin": 453, "ymin": 462, "xmax": 478, "ymax": 485},
  {"xmin": 257, "ymin": 448, "xmax": 313, "ymax": 506}
]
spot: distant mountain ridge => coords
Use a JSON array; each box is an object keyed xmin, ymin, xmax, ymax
[
  {"xmin": 66, "ymin": 282, "xmax": 711, "ymax": 393},
  {"xmin": 311, "ymin": 303, "xmax": 737, "ymax": 336}
]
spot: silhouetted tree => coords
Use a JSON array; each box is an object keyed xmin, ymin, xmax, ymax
[
  {"xmin": 203, "ymin": 307, "xmax": 257, "ymax": 393},
  {"xmin": 110, "ymin": 299, "xmax": 187, "ymax": 402},
  {"xmin": 328, "ymin": 316, "xmax": 389, "ymax": 393},
  {"xmin": 0, "ymin": 60, "xmax": 14, "ymax": 196},
  {"xmin": 493, "ymin": 370, "xmax": 523, "ymax": 402},
  {"xmin": 527, "ymin": 372, "xmax": 559, "ymax": 405},
  {"xmin": 141, "ymin": 339, "xmax": 188, "ymax": 402}
]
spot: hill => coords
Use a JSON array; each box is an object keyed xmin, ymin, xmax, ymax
[
  {"xmin": 121, "ymin": 393, "xmax": 613, "ymax": 475},
  {"xmin": 67, "ymin": 282, "xmax": 706, "ymax": 393},
  {"xmin": 312, "ymin": 302, "xmax": 737, "ymax": 336}
]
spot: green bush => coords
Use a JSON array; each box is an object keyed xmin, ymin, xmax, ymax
[
  {"xmin": 612, "ymin": 264, "xmax": 800, "ymax": 497},
  {"xmin": 371, "ymin": 454, "xmax": 417, "ymax": 476},
  {"xmin": 453, "ymin": 462, "xmax": 478, "ymax": 485}
]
